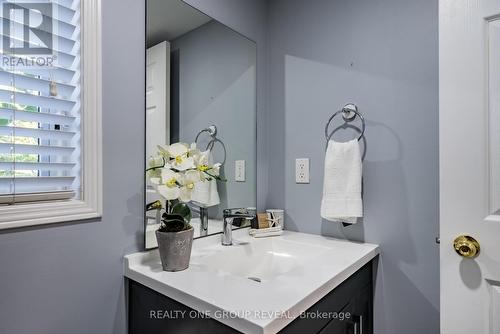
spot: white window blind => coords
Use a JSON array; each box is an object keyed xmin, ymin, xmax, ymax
[{"xmin": 0, "ymin": 0, "xmax": 80, "ymax": 205}]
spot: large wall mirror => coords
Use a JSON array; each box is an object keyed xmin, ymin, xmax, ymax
[{"xmin": 144, "ymin": 0, "xmax": 257, "ymax": 249}]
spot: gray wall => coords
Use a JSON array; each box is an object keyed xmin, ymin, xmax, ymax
[
  {"xmin": 0, "ymin": 1, "xmax": 145, "ymax": 333},
  {"xmin": 172, "ymin": 20, "xmax": 257, "ymax": 213},
  {"xmin": 266, "ymin": 0, "xmax": 439, "ymax": 333}
]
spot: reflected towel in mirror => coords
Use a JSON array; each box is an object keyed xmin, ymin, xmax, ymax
[{"xmin": 191, "ymin": 150, "xmax": 221, "ymax": 207}]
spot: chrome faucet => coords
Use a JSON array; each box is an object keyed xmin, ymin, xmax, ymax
[
  {"xmin": 222, "ymin": 208, "xmax": 256, "ymax": 246},
  {"xmin": 189, "ymin": 204, "xmax": 209, "ymax": 237}
]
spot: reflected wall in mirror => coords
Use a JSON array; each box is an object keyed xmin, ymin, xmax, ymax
[{"xmin": 145, "ymin": 0, "xmax": 257, "ymax": 249}]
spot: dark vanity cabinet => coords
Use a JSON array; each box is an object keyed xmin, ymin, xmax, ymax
[
  {"xmin": 128, "ymin": 261, "xmax": 373, "ymax": 334},
  {"xmin": 280, "ymin": 262, "xmax": 373, "ymax": 334}
]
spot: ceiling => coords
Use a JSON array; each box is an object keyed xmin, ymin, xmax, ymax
[{"xmin": 147, "ymin": 0, "xmax": 212, "ymax": 47}]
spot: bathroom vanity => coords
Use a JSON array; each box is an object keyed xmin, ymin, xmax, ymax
[{"xmin": 124, "ymin": 229, "xmax": 379, "ymax": 334}]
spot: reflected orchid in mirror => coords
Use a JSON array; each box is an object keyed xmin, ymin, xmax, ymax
[
  {"xmin": 147, "ymin": 142, "xmax": 226, "ymax": 203},
  {"xmin": 157, "ymin": 142, "xmax": 195, "ymax": 171}
]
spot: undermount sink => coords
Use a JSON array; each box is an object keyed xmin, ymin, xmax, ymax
[{"xmin": 191, "ymin": 237, "xmax": 331, "ymax": 282}]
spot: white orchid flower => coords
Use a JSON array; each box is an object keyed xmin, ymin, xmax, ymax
[
  {"xmin": 148, "ymin": 155, "xmax": 164, "ymax": 168},
  {"xmin": 149, "ymin": 177, "xmax": 161, "ymax": 189},
  {"xmin": 174, "ymin": 156, "xmax": 195, "ymax": 171},
  {"xmin": 161, "ymin": 168, "xmax": 182, "ymax": 187},
  {"xmin": 193, "ymin": 150, "xmax": 210, "ymax": 180},
  {"xmin": 164, "ymin": 143, "xmax": 195, "ymax": 171},
  {"xmin": 157, "ymin": 185, "xmax": 179, "ymax": 200},
  {"xmin": 148, "ymin": 169, "xmax": 161, "ymax": 180},
  {"xmin": 150, "ymin": 141, "xmax": 226, "ymax": 203},
  {"xmin": 211, "ymin": 163, "xmax": 222, "ymax": 176},
  {"xmin": 156, "ymin": 144, "xmax": 170, "ymax": 158},
  {"xmin": 178, "ymin": 170, "xmax": 201, "ymax": 202},
  {"xmin": 194, "ymin": 151, "xmax": 209, "ymax": 165},
  {"xmin": 157, "ymin": 184, "xmax": 180, "ymax": 200},
  {"xmin": 185, "ymin": 169, "xmax": 201, "ymax": 184},
  {"xmin": 195, "ymin": 150, "xmax": 223, "ymax": 179},
  {"xmin": 147, "ymin": 155, "xmax": 164, "ymax": 179},
  {"xmin": 189, "ymin": 143, "xmax": 201, "ymax": 158},
  {"xmin": 168, "ymin": 142, "xmax": 189, "ymax": 157},
  {"xmin": 151, "ymin": 168, "xmax": 180, "ymax": 200}
]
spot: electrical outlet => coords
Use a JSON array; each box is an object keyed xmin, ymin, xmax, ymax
[
  {"xmin": 235, "ymin": 160, "xmax": 246, "ymax": 182},
  {"xmin": 295, "ymin": 158, "xmax": 310, "ymax": 183}
]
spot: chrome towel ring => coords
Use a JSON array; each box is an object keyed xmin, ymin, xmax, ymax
[
  {"xmin": 195, "ymin": 125, "xmax": 217, "ymax": 143},
  {"xmin": 325, "ymin": 103, "xmax": 365, "ymax": 143},
  {"xmin": 194, "ymin": 125, "xmax": 227, "ymax": 166}
]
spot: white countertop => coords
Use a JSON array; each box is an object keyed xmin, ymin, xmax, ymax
[{"xmin": 124, "ymin": 229, "xmax": 379, "ymax": 334}]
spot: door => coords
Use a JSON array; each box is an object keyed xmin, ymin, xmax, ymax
[
  {"xmin": 146, "ymin": 41, "xmax": 170, "ymax": 160},
  {"xmin": 440, "ymin": 1, "xmax": 500, "ymax": 333},
  {"xmin": 145, "ymin": 41, "xmax": 170, "ymax": 248}
]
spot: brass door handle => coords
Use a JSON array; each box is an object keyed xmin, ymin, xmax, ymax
[{"xmin": 453, "ymin": 235, "xmax": 480, "ymax": 258}]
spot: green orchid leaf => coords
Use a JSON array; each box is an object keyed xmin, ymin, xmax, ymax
[
  {"xmin": 161, "ymin": 213, "xmax": 184, "ymax": 221},
  {"xmin": 160, "ymin": 213, "xmax": 190, "ymax": 232},
  {"xmin": 171, "ymin": 202, "xmax": 192, "ymax": 223}
]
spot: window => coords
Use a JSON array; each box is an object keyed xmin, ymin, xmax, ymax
[{"xmin": 0, "ymin": 0, "xmax": 102, "ymax": 229}]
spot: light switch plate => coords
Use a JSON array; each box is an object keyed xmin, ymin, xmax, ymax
[
  {"xmin": 235, "ymin": 160, "xmax": 246, "ymax": 182},
  {"xmin": 295, "ymin": 158, "xmax": 310, "ymax": 183}
]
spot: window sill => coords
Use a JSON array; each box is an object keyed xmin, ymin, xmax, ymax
[{"xmin": 0, "ymin": 198, "xmax": 102, "ymax": 229}]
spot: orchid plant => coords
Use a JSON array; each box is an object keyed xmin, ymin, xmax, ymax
[{"xmin": 146, "ymin": 142, "xmax": 225, "ymax": 232}]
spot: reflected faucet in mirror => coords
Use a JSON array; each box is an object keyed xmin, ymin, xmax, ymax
[{"xmin": 188, "ymin": 204, "xmax": 209, "ymax": 237}]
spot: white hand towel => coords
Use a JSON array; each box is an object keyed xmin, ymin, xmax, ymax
[
  {"xmin": 191, "ymin": 150, "xmax": 220, "ymax": 207},
  {"xmin": 321, "ymin": 139, "xmax": 363, "ymax": 224},
  {"xmin": 191, "ymin": 179, "xmax": 220, "ymax": 207}
]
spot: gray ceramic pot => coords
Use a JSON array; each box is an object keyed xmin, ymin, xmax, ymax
[{"xmin": 155, "ymin": 227, "xmax": 194, "ymax": 271}]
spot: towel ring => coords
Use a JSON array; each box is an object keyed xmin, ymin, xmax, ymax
[
  {"xmin": 194, "ymin": 125, "xmax": 227, "ymax": 166},
  {"xmin": 206, "ymin": 137, "xmax": 227, "ymax": 166},
  {"xmin": 195, "ymin": 125, "xmax": 217, "ymax": 143},
  {"xmin": 325, "ymin": 103, "xmax": 365, "ymax": 142}
]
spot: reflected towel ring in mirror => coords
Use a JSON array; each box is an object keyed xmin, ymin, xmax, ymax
[
  {"xmin": 194, "ymin": 125, "xmax": 227, "ymax": 166},
  {"xmin": 206, "ymin": 137, "xmax": 227, "ymax": 166},
  {"xmin": 325, "ymin": 103, "xmax": 366, "ymax": 143},
  {"xmin": 195, "ymin": 125, "xmax": 217, "ymax": 143}
]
